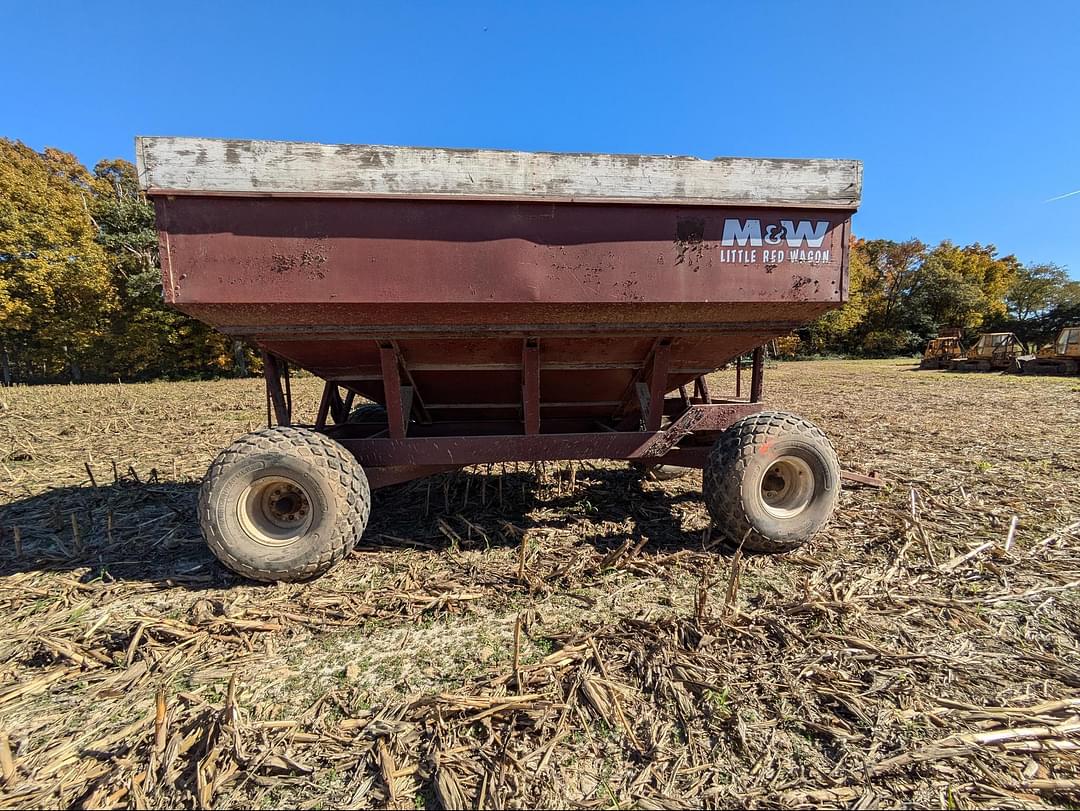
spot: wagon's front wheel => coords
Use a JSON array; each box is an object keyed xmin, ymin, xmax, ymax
[
  {"xmin": 703, "ymin": 411, "xmax": 840, "ymax": 553},
  {"xmin": 199, "ymin": 427, "xmax": 370, "ymax": 581}
]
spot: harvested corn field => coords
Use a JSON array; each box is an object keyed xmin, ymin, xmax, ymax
[{"xmin": 0, "ymin": 359, "xmax": 1078, "ymax": 809}]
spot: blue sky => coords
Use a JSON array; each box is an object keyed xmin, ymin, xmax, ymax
[{"xmin": 4, "ymin": 0, "xmax": 1078, "ymax": 277}]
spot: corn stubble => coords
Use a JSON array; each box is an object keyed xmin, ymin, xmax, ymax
[{"xmin": 0, "ymin": 360, "xmax": 1078, "ymax": 808}]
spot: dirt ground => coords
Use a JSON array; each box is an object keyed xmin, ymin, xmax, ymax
[{"xmin": 0, "ymin": 359, "xmax": 1077, "ymax": 809}]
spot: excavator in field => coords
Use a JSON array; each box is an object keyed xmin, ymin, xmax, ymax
[
  {"xmin": 919, "ymin": 328, "xmax": 964, "ymax": 369},
  {"xmin": 1015, "ymin": 326, "xmax": 1080, "ymax": 375},
  {"xmin": 949, "ymin": 332, "xmax": 1024, "ymax": 372}
]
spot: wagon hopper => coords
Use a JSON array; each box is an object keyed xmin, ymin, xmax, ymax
[{"xmin": 139, "ymin": 137, "xmax": 862, "ymax": 581}]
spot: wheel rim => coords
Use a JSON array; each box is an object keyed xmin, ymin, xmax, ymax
[
  {"xmin": 237, "ymin": 475, "xmax": 314, "ymax": 547},
  {"xmin": 760, "ymin": 456, "xmax": 815, "ymax": 519}
]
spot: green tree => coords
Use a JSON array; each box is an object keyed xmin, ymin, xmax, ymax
[
  {"xmin": 999, "ymin": 263, "xmax": 1079, "ymax": 348},
  {"xmin": 90, "ymin": 158, "xmax": 247, "ymax": 380},
  {"xmin": 1006, "ymin": 262, "xmax": 1070, "ymax": 322},
  {"xmin": 855, "ymin": 238, "xmax": 927, "ymax": 354},
  {"xmin": 91, "ymin": 158, "xmax": 166, "ymax": 377},
  {"xmin": 1040, "ymin": 281, "xmax": 1080, "ymax": 342}
]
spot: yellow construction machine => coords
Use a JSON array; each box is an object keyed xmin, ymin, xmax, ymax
[
  {"xmin": 949, "ymin": 332, "xmax": 1023, "ymax": 372},
  {"xmin": 919, "ymin": 328, "xmax": 964, "ymax": 369},
  {"xmin": 1015, "ymin": 326, "xmax": 1080, "ymax": 375}
]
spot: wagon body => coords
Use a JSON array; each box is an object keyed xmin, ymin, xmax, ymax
[
  {"xmin": 153, "ymin": 198, "xmax": 853, "ymax": 423},
  {"xmin": 139, "ymin": 137, "xmax": 858, "ymax": 441},
  {"xmin": 138, "ymin": 137, "xmax": 862, "ymax": 581}
]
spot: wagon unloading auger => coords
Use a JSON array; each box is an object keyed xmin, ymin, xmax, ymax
[{"xmin": 138, "ymin": 137, "xmax": 863, "ymax": 581}]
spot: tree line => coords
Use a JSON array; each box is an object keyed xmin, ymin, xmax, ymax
[
  {"xmin": 1, "ymin": 139, "xmax": 1078, "ymax": 383},
  {"xmin": 798, "ymin": 238, "xmax": 1080, "ymax": 356},
  {"xmin": 0, "ymin": 139, "xmax": 250, "ymax": 384}
]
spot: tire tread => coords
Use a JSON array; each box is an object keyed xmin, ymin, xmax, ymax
[
  {"xmin": 702, "ymin": 411, "xmax": 838, "ymax": 553},
  {"xmin": 198, "ymin": 427, "xmax": 370, "ymax": 581}
]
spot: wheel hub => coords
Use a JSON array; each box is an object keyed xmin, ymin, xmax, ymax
[
  {"xmin": 237, "ymin": 475, "xmax": 314, "ymax": 547},
  {"xmin": 760, "ymin": 456, "xmax": 815, "ymax": 519}
]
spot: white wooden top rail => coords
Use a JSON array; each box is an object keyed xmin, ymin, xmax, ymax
[{"xmin": 136, "ymin": 136, "xmax": 861, "ymax": 209}]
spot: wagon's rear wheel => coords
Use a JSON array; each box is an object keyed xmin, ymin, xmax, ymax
[
  {"xmin": 347, "ymin": 403, "xmax": 388, "ymax": 424},
  {"xmin": 703, "ymin": 411, "xmax": 840, "ymax": 553},
  {"xmin": 199, "ymin": 426, "xmax": 370, "ymax": 581}
]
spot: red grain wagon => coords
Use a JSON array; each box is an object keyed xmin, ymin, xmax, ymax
[{"xmin": 137, "ymin": 137, "xmax": 862, "ymax": 581}]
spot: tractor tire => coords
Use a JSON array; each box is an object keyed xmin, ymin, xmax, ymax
[
  {"xmin": 199, "ymin": 426, "xmax": 370, "ymax": 582},
  {"xmin": 348, "ymin": 403, "xmax": 388, "ymax": 424},
  {"xmin": 703, "ymin": 411, "xmax": 840, "ymax": 554}
]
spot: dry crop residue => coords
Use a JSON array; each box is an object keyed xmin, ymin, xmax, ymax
[{"xmin": 0, "ymin": 360, "xmax": 1078, "ymax": 808}]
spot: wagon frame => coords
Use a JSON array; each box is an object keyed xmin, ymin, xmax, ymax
[{"xmin": 261, "ymin": 345, "xmax": 767, "ymax": 489}]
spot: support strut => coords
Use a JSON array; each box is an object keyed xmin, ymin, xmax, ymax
[
  {"xmin": 379, "ymin": 345, "xmax": 407, "ymax": 439},
  {"xmin": 315, "ymin": 382, "xmax": 349, "ymax": 430},
  {"xmin": 645, "ymin": 340, "xmax": 671, "ymax": 430},
  {"xmin": 262, "ymin": 351, "xmax": 291, "ymax": 426},
  {"xmin": 522, "ymin": 338, "xmax": 540, "ymax": 435},
  {"xmin": 750, "ymin": 346, "xmax": 765, "ymax": 403}
]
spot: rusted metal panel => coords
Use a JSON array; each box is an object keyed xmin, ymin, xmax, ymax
[
  {"xmin": 339, "ymin": 434, "xmax": 646, "ymax": 467},
  {"xmin": 633, "ymin": 403, "xmax": 764, "ymax": 458},
  {"xmin": 154, "ymin": 197, "xmax": 848, "ymax": 310},
  {"xmin": 153, "ymin": 193, "xmax": 847, "ymax": 412},
  {"xmin": 840, "ymin": 470, "xmax": 886, "ymax": 488},
  {"xmin": 336, "ymin": 403, "xmax": 761, "ymax": 469}
]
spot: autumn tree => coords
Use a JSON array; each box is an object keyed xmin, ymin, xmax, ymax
[
  {"xmin": 1, "ymin": 141, "xmax": 253, "ymax": 383},
  {"xmin": 905, "ymin": 242, "xmax": 1020, "ymax": 335},
  {"xmin": 0, "ymin": 139, "xmax": 116, "ymax": 381},
  {"xmin": 853, "ymin": 238, "xmax": 927, "ymax": 353},
  {"xmin": 799, "ymin": 235, "xmax": 869, "ymax": 353},
  {"xmin": 800, "ymin": 237, "xmax": 1035, "ymax": 356}
]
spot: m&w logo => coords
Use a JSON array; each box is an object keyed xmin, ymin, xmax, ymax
[{"xmin": 720, "ymin": 219, "xmax": 830, "ymax": 247}]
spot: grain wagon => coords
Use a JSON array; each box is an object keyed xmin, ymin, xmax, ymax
[{"xmin": 137, "ymin": 137, "xmax": 862, "ymax": 581}]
